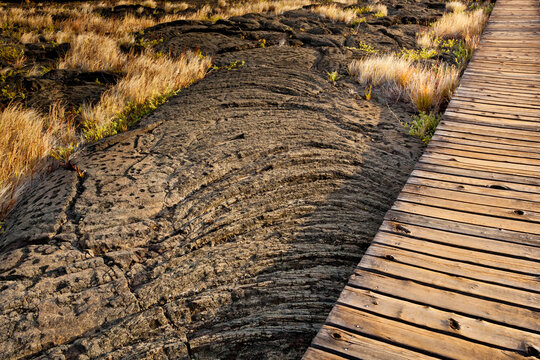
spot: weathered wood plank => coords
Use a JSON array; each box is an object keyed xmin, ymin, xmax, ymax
[{"xmin": 338, "ymin": 287, "xmax": 540, "ymax": 354}]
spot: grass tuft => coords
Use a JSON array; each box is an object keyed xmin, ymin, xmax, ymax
[
  {"xmin": 418, "ymin": 8, "xmax": 489, "ymax": 51},
  {"xmin": 349, "ymin": 54, "xmax": 459, "ymax": 112},
  {"xmin": 58, "ymin": 34, "xmax": 127, "ymax": 72},
  {"xmin": 81, "ymin": 50, "xmax": 211, "ymax": 141},
  {"xmin": 446, "ymin": 1, "xmax": 467, "ymax": 13}
]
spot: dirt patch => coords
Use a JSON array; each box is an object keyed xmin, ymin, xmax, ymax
[{"xmin": 0, "ymin": 1, "xmax": 450, "ymax": 359}]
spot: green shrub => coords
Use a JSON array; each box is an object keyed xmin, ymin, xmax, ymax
[{"xmin": 407, "ymin": 111, "xmax": 442, "ymax": 143}]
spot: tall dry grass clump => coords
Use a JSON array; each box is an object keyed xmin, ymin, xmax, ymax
[
  {"xmin": 432, "ymin": 9, "xmax": 487, "ymax": 42},
  {"xmin": 312, "ymin": 2, "xmax": 387, "ymax": 23},
  {"xmin": 349, "ymin": 55, "xmax": 459, "ymax": 112},
  {"xmin": 0, "ymin": 7, "xmax": 54, "ymax": 30},
  {"xmin": 82, "ymin": 50, "xmax": 211, "ymax": 140},
  {"xmin": 312, "ymin": 4, "xmax": 358, "ymax": 23},
  {"xmin": 446, "ymin": 1, "xmax": 467, "ymax": 13},
  {"xmin": 188, "ymin": 0, "xmax": 314, "ymax": 20},
  {"xmin": 58, "ymin": 34, "xmax": 127, "ymax": 71},
  {"xmin": 418, "ymin": 8, "xmax": 488, "ymax": 50},
  {"xmin": 0, "ymin": 103, "xmax": 77, "ymax": 199},
  {"xmin": 0, "ymin": 106, "xmax": 53, "ymax": 189},
  {"xmin": 369, "ymin": 3, "xmax": 388, "ymax": 16}
]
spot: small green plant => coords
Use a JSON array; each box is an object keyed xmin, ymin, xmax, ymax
[
  {"xmin": 453, "ymin": 39, "xmax": 471, "ymax": 68},
  {"xmin": 469, "ymin": 1, "xmax": 493, "ymax": 14},
  {"xmin": 441, "ymin": 38, "xmax": 457, "ymax": 50},
  {"xmin": 407, "ymin": 111, "xmax": 442, "ymax": 143},
  {"xmin": 364, "ymin": 84, "xmax": 372, "ymax": 100},
  {"xmin": 374, "ymin": 11, "xmax": 385, "ymax": 18},
  {"xmin": 358, "ymin": 41, "xmax": 378, "ymax": 54},
  {"xmin": 38, "ymin": 65, "xmax": 54, "ymax": 76},
  {"xmin": 258, "ymin": 39, "xmax": 266, "ymax": 48},
  {"xmin": 1, "ymin": 84, "xmax": 25, "ymax": 102},
  {"xmin": 398, "ymin": 48, "xmax": 437, "ymax": 61},
  {"xmin": 208, "ymin": 14, "xmax": 223, "ymax": 22},
  {"xmin": 211, "ymin": 60, "xmax": 245, "ymax": 71},
  {"xmin": 328, "ymin": 71, "xmax": 340, "ymax": 84},
  {"xmin": 135, "ymin": 36, "xmax": 164, "ymax": 49},
  {"xmin": 50, "ymin": 142, "xmax": 84, "ymax": 177},
  {"xmin": 354, "ymin": 6, "xmax": 370, "ymax": 14},
  {"xmin": 83, "ymin": 91, "xmax": 176, "ymax": 142},
  {"xmin": 351, "ymin": 17, "xmax": 367, "ymax": 26},
  {"xmin": 0, "ymin": 45, "xmax": 25, "ymax": 65}
]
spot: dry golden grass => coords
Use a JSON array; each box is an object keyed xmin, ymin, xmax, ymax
[
  {"xmin": 0, "ymin": 8, "xmax": 53, "ymax": 30},
  {"xmin": 0, "ymin": 105, "xmax": 52, "ymax": 189},
  {"xmin": 432, "ymin": 9, "xmax": 487, "ymax": 40},
  {"xmin": 19, "ymin": 32, "xmax": 40, "ymax": 44},
  {"xmin": 418, "ymin": 8, "xmax": 488, "ymax": 50},
  {"xmin": 416, "ymin": 32, "xmax": 435, "ymax": 49},
  {"xmin": 446, "ymin": 1, "xmax": 467, "ymax": 13},
  {"xmin": 312, "ymin": 2, "xmax": 386, "ymax": 23},
  {"xmin": 58, "ymin": 33, "xmax": 127, "ymax": 72},
  {"xmin": 205, "ymin": 0, "xmax": 314, "ymax": 18},
  {"xmin": 163, "ymin": 2, "xmax": 190, "ymax": 12},
  {"xmin": 0, "ymin": 103, "xmax": 77, "ymax": 196},
  {"xmin": 369, "ymin": 3, "xmax": 388, "ymax": 16},
  {"xmin": 349, "ymin": 54, "xmax": 459, "ymax": 112},
  {"xmin": 312, "ymin": 4, "xmax": 358, "ymax": 23},
  {"xmin": 82, "ymin": 50, "xmax": 211, "ymax": 140}
]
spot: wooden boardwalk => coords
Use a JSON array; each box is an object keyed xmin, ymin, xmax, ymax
[{"xmin": 304, "ymin": 0, "xmax": 540, "ymax": 358}]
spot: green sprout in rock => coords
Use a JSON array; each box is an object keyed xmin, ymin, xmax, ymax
[
  {"xmin": 328, "ymin": 71, "xmax": 341, "ymax": 84},
  {"xmin": 407, "ymin": 111, "xmax": 442, "ymax": 144},
  {"xmin": 358, "ymin": 41, "xmax": 378, "ymax": 54}
]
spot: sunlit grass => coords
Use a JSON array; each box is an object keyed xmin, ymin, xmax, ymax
[{"xmin": 349, "ymin": 54, "xmax": 459, "ymax": 112}]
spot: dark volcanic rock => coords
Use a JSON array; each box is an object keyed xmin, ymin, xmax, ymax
[{"xmin": 0, "ymin": 2, "xmax": 449, "ymax": 359}]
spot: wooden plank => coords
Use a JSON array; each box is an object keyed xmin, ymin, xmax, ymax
[
  {"xmin": 407, "ymin": 174, "xmax": 540, "ymax": 201},
  {"xmin": 431, "ymin": 132, "xmax": 540, "ymax": 153},
  {"xmin": 449, "ymin": 95, "xmax": 540, "ymax": 111},
  {"xmin": 437, "ymin": 121, "xmax": 540, "ymax": 142},
  {"xmin": 401, "ymin": 182, "xmax": 540, "ymax": 213},
  {"xmin": 310, "ymin": 326, "xmax": 438, "ymax": 360},
  {"xmin": 443, "ymin": 113, "xmax": 540, "ymax": 131},
  {"xmin": 455, "ymin": 90, "xmax": 540, "ymax": 103},
  {"xmin": 397, "ymin": 191, "xmax": 540, "ymax": 227},
  {"xmin": 426, "ymin": 142, "xmax": 540, "ymax": 165},
  {"xmin": 338, "ymin": 287, "xmax": 540, "ymax": 354},
  {"xmin": 303, "ymin": 347, "xmax": 347, "ymax": 360},
  {"xmin": 349, "ymin": 270, "xmax": 540, "ymax": 332},
  {"xmin": 420, "ymin": 152, "xmax": 540, "ymax": 177},
  {"xmin": 326, "ymin": 304, "xmax": 530, "ymax": 360},
  {"xmin": 447, "ymin": 99, "xmax": 540, "ymax": 116},
  {"xmin": 419, "ymin": 153, "xmax": 540, "ymax": 182},
  {"xmin": 391, "ymin": 200, "xmax": 540, "ymax": 234},
  {"xmin": 430, "ymin": 137, "xmax": 540, "ymax": 158},
  {"xmin": 367, "ymin": 241, "xmax": 539, "ymax": 292},
  {"xmin": 412, "ymin": 165, "xmax": 540, "ymax": 193},
  {"xmin": 385, "ymin": 210, "xmax": 540, "ymax": 248},
  {"xmin": 455, "ymin": 86, "xmax": 540, "ymax": 101},
  {"xmin": 366, "ymin": 239, "xmax": 539, "ymax": 288},
  {"xmin": 360, "ymin": 244, "xmax": 540, "ymax": 312},
  {"xmin": 461, "ymin": 72, "xmax": 540, "ymax": 84}
]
